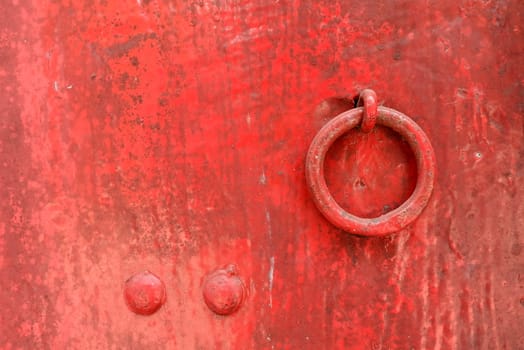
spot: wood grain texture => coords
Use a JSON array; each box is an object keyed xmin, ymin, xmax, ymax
[{"xmin": 0, "ymin": 0, "xmax": 522, "ymax": 349}]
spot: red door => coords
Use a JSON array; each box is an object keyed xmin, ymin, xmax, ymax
[{"xmin": 1, "ymin": 0, "xmax": 522, "ymax": 349}]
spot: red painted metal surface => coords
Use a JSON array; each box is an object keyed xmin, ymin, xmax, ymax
[
  {"xmin": 306, "ymin": 99, "xmax": 436, "ymax": 236},
  {"xmin": 0, "ymin": 0, "xmax": 523, "ymax": 349}
]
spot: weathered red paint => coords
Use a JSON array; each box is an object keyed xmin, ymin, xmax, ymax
[
  {"xmin": 0, "ymin": 0, "xmax": 523, "ymax": 349},
  {"xmin": 124, "ymin": 271, "xmax": 166, "ymax": 315},
  {"xmin": 306, "ymin": 102, "xmax": 436, "ymax": 236},
  {"xmin": 203, "ymin": 264, "xmax": 246, "ymax": 316}
]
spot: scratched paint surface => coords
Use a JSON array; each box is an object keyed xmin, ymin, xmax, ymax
[{"xmin": 0, "ymin": 0, "xmax": 523, "ymax": 349}]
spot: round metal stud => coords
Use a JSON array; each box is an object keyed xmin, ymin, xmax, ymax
[
  {"xmin": 124, "ymin": 271, "xmax": 166, "ymax": 315},
  {"xmin": 203, "ymin": 265, "xmax": 246, "ymax": 316}
]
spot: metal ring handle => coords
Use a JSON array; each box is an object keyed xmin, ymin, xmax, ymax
[{"xmin": 305, "ymin": 105, "xmax": 436, "ymax": 236}]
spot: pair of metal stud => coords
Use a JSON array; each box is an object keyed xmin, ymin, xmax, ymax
[{"xmin": 124, "ymin": 264, "xmax": 246, "ymax": 316}]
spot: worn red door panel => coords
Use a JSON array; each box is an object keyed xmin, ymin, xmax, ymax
[{"xmin": 1, "ymin": 0, "xmax": 522, "ymax": 349}]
